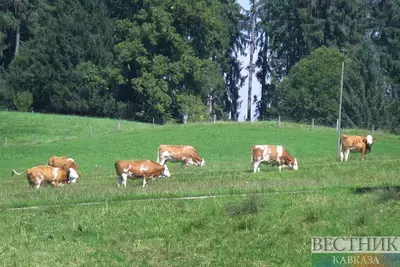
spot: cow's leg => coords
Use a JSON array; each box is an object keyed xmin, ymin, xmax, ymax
[
  {"xmin": 340, "ymin": 150, "xmax": 344, "ymax": 161},
  {"xmin": 361, "ymin": 150, "xmax": 365, "ymax": 161},
  {"xmin": 142, "ymin": 176, "xmax": 149, "ymax": 187},
  {"xmin": 278, "ymin": 165, "xmax": 282, "ymax": 172},
  {"xmin": 344, "ymin": 149, "xmax": 350, "ymax": 161},
  {"xmin": 117, "ymin": 175, "xmax": 122, "ymax": 187},
  {"xmin": 159, "ymin": 158, "xmax": 166, "ymax": 165},
  {"xmin": 181, "ymin": 159, "xmax": 188, "ymax": 168},
  {"xmin": 121, "ymin": 173, "xmax": 128, "ymax": 188},
  {"xmin": 253, "ymin": 161, "xmax": 260, "ymax": 173}
]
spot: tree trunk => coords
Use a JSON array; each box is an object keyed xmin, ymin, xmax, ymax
[
  {"xmin": 247, "ymin": 0, "xmax": 257, "ymax": 121},
  {"xmin": 14, "ymin": 24, "xmax": 20, "ymax": 56}
]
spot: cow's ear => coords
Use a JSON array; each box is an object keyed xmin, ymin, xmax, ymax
[
  {"xmin": 374, "ymin": 138, "xmax": 377, "ymax": 141},
  {"xmin": 362, "ymin": 138, "xmax": 367, "ymax": 144}
]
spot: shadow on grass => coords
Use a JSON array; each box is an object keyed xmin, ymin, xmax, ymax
[
  {"xmin": 351, "ymin": 185, "xmax": 400, "ymax": 194},
  {"xmin": 352, "ymin": 185, "xmax": 400, "ymax": 203}
]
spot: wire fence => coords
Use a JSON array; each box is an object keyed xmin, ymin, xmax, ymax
[{"xmin": 0, "ymin": 111, "xmax": 381, "ymax": 148}]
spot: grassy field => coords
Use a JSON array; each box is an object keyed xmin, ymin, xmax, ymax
[{"xmin": 0, "ymin": 111, "xmax": 399, "ymax": 266}]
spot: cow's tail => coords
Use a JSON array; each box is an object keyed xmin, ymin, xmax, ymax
[{"xmin": 12, "ymin": 169, "xmax": 27, "ymax": 176}]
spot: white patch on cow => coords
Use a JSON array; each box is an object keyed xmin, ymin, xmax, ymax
[
  {"xmin": 33, "ymin": 173, "xmax": 45, "ymax": 188},
  {"xmin": 52, "ymin": 168, "xmax": 59, "ymax": 180},
  {"xmin": 188, "ymin": 158, "xmax": 194, "ymax": 165},
  {"xmin": 292, "ymin": 158, "xmax": 299, "ymax": 170},
  {"xmin": 128, "ymin": 171, "xmax": 133, "ymax": 177},
  {"xmin": 140, "ymin": 164, "xmax": 149, "ymax": 172},
  {"xmin": 162, "ymin": 165, "xmax": 171, "ymax": 177},
  {"xmin": 276, "ymin": 146, "xmax": 283, "ymax": 162},
  {"xmin": 366, "ymin": 135, "xmax": 374, "ymax": 145},
  {"xmin": 159, "ymin": 151, "xmax": 173, "ymax": 165},
  {"xmin": 200, "ymin": 159, "xmax": 205, "ymax": 167},
  {"xmin": 262, "ymin": 146, "xmax": 270, "ymax": 161},
  {"xmin": 68, "ymin": 168, "xmax": 79, "ymax": 184},
  {"xmin": 67, "ymin": 158, "xmax": 75, "ymax": 162},
  {"xmin": 123, "ymin": 165, "xmax": 131, "ymax": 173}
]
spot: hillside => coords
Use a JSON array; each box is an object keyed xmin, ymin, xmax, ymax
[{"xmin": 0, "ymin": 112, "xmax": 399, "ymax": 266}]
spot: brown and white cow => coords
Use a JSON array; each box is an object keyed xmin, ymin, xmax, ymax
[
  {"xmin": 158, "ymin": 145, "xmax": 205, "ymax": 167},
  {"xmin": 115, "ymin": 160, "xmax": 171, "ymax": 187},
  {"xmin": 12, "ymin": 165, "xmax": 80, "ymax": 189},
  {"xmin": 340, "ymin": 134, "xmax": 376, "ymax": 161},
  {"xmin": 48, "ymin": 156, "xmax": 78, "ymax": 171},
  {"xmin": 251, "ymin": 145, "xmax": 298, "ymax": 172}
]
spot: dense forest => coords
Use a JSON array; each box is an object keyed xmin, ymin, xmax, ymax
[{"xmin": 0, "ymin": 0, "xmax": 399, "ymax": 131}]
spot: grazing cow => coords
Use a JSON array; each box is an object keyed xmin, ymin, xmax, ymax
[
  {"xmin": 48, "ymin": 156, "xmax": 78, "ymax": 171},
  {"xmin": 158, "ymin": 145, "xmax": 205, "ymax": 167},
  {"xmin": 12, "ymin": 165, "xmax": 80, "ymax": 189},
  {"xmin": 251, "ymin": 145, "xmax": 298, "ymax": 172},
  {"xmin": 115, "ymin": 160, "xmax": 170, "ymax": 187},
  {"xmin": 340, "ymin": 134, "xmax": 376, "ymax": 161}
]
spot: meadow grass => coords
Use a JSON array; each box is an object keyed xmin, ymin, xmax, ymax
[{"xmin": 0, "ymin": 112, "xmax": 399, "ymax": 266}]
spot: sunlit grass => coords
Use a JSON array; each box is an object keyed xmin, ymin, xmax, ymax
[{"xmin": 0, "ymin": 111, "xmax": 399, "ymax": 266}]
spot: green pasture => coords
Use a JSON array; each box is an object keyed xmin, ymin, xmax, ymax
[{"xmin": 0, "ymin": 111, "xmax": 399, "ymax": 266}]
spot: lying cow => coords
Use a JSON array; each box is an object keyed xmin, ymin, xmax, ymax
[
  {"xmin": 12, "ymin": 165, "xmax": 80, "ymax": 189},
  {"xmin": 48, "ymin": 156, "xmax": 78, "ymax": 170},
  {"xmin": 251, "ymin": 145, "xmax": 298, "ymax": 172},
  {"xmin": 115, "ymin": 160, "xmax": 170, "ymax": 187},
  {"xmin": 340, "ymin": 134, "xmax": 376, "ymax": 161},
  {"xmin": 158, "ymin": 145, "xmax": 205, "ymax": 167}
]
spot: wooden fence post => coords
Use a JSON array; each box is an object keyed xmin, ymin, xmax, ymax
[
  {"xmin": 31, "ymin": 132, "xmax": 35, "ymax": 144},
  {"xmin": 213, "ymin": 114, "xmax": 216, "ymax": 124},
  {"xmin": 277, "ymin": 116, "xmax": 281, "ymax": 126},
  {"xmin": 152, "ymin": 118, "xmax": 155, "ymax": 127},
  {"xmin": 372, "ymin": 124, "xmax": 375, "ymax": 134},
  {"xmin": 117, "ymin": 122, "xmax": 120, "ymax": 132},
  {"xmin": 89, "ymin": 127, "xmax": 93, "ymax": 137},
  {"xmin": 312, "ymin": 118, "xmax": 314, "ymax": 129},
  {"xmin": 4, "ymin": 137, "xmax": 7, "ymax": 147},
  {"xmin": 336, "ymin": 119, "xmax": 339, "ymax": 131}
]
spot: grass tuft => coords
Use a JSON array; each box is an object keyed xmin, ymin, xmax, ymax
[
  {"xmin": 224, "ymin": 195, "xmax": 265, "ymax": 217},
  {"xmin": 304, "ymin": 212, "xmax": 319, "ymax": 224},
  {"xmin": 377, "ymin": 188, "xmax": 400, "ymax": 203},
  {"xmin": 355, "ymin": 214, "xmax": 367, "ymax": 226}
]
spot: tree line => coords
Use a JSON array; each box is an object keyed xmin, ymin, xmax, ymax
[{"xmin": 0, "ymin": 0, "xmax": 399, "ymax": 132}]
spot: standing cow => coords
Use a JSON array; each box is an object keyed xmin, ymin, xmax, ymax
[
  {"xmin": 115, "ymin": 160, "xmax": 170, "ymax": 187},
  {"xmin": 157, "ymin": 145, "xmax": 205, "ymax": 167},
  {"xmin": 12, "ymin": 165, "xmax": 80, "ymax": 189},
  {"xmin": 48, "ymin": 156, "xmax": 78, "ymax": 171},
  {"xmin": 251, "ymin": 145, "xmax": 298, "ymax": 172},
  {"xmin": 340, "ymin": 134, "xmax": 376, "ymax": 161}
]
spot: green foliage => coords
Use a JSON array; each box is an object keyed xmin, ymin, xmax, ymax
[
  {"xmin": 343, "ymin": 39, "xmax": 393, "ymax": 130},
  {"xmin": 12, "ymin": 90, "xmax": 32, "ymax": 112},
  {"xmin": 276, "ymin": 47, "xmax": 342, "ymax": 125},
  {"xmin": 176, "ymin": 94, "xmax": 208, "ymax": 123}
]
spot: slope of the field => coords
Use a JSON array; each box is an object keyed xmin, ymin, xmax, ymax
[{"xmin": 0, "ymin": 112, "xmax": 399, "ymax": 266}]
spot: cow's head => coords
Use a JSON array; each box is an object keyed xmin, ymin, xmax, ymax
[
  {"xmin": 67, "ymin": 167, "xmax": 80, "ymax": 184},
  {"xmin": 199, "ymin": 158, "xmax": 206, "ymax": 167},
  {"xmin": 161, "ymin": 165, "xmax": 171, "ymax": 178},
  {"xmin": 290, "ymin": 158, "xmax": 298, "ymax": 171},
  {"xmin": 364, "ymin": 135, "xmax": 376, "ymax": 153},
  {"xmin": 365, "ymin": 135, "xmax": 376, "ymax": 145}
]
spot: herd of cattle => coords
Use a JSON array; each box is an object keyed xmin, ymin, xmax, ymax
[{"xmin": 11, "ymin": 134, "xmax": 376, "ymax": 189}]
